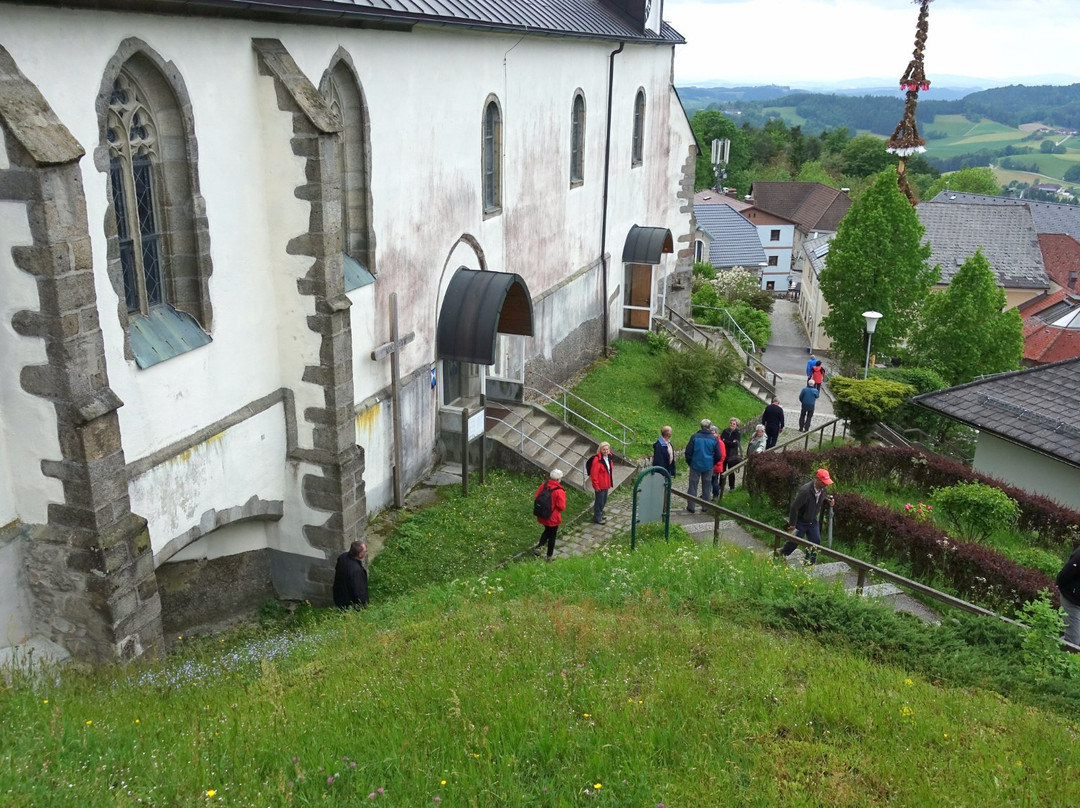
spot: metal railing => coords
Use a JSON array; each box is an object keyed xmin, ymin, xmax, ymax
[
  {"xmin": 525, "ymin": 373, "xmax": 636, "ymax": 456},
  {"xmin": 667, "ymin": 486, "xmax": 1079, "ymax": 653},
  {"xmin": 717, "ymin": 418, "xmax": 849, "ymax": 488},
  {"xmin": 658, "ymin": 306, "xmax": 717, "ymax": 350},
  {"xmin": 485, "ymin": 412, "xmax": 589, "ymax": 489},
  {"xmin": 690, "ymin": 304, "xmax": 756, "ymax": 354}
]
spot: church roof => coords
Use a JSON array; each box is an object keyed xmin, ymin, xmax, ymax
[{"xmin": 47, "ymin": 0, "xmax": 685, "ymax": 43}]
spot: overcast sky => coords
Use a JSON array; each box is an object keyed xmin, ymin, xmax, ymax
[{"xmin": 663, "ymin": 0, "xmax": 1080, "ymax": 88}]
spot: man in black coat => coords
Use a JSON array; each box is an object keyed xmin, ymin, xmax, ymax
[
  {"xmin": 333, "ymin": 541, "xmax": 369, "ymax": 609},
  {"xmin": 1057, "ymin": 543, "xmax": 1080, "ymax": 646},
  {"xmin": 761, "ymin": 397, "xmax": 785, "ymax": 449}
]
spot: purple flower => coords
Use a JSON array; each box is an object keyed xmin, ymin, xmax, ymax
[
  {"xmin": 350, "ymin": 761, "xmax": 358, "ymax": 770},
  {"xmin": 434, "ymin": 798, "xmax": 441, "ymax": 804},
  {"xmin": 369, "ymin": 793, "xmax": 376, "ymax": 800},
  {"xmin": 378, "ymin": 788, "xmax": 385, "ymax": 795},
  {"xmin": 327, "ymin": 776, "xmax": 336, "ymax": 786},
  {"xmin": 292, "ymin": 756, "xmax": 299, "ymax": 764}
]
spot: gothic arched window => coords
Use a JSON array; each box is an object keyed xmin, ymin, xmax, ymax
[
  {"xmin": 570, "ymin": 91, "xmax": 586, "ymax": 186},
  {"xmin": 482, "ymin": 96, "xmax": 502, "ymax": 214},
  {"xmin": 632, "ymin": 88, "xmax": 646, "ymax": 167}
]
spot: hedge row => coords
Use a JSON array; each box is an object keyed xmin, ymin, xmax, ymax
[
  {"xmin": 743, "ymin": 448, "xmax": 1062, "ymax": 613},
  {"xmin": 747, "ymin": 445, "xmax": 1080, "ymax": 552}
]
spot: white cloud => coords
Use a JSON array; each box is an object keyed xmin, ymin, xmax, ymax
[{"xmin": 664, "ymin": 0, "xmax": 1080, "ymax": 86}]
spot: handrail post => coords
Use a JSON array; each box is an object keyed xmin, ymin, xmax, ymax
[{"xmin": 856, "ymin": 567, "xmax": 866, "ymax": 596}]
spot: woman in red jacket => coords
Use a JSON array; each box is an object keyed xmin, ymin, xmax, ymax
[
  {"xmin": 589, "ymin": 442, "xmax": 614, "ymax": 524},
  {"xmin": 533, "ymin": 469, "xmax": 567, "ymax": 561}
]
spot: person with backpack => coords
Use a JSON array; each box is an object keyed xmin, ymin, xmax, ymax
[
  {"xmin": 533, "ymin": 469, "xmax": 567, "ymax": 561},
  {"xmin": 811, "ymin": 359, "xmax": 826, "ymax": 390},
  {"xmin": 588, "ymin": 442, "xmax": 614, "ymax": 524}
]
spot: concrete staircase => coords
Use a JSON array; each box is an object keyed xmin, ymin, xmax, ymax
[{"xmin": 485, "ymin": 403, "xmax": 638, "ymax": 493}]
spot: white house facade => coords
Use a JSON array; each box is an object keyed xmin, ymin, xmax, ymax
[{"xmin": 0, "ymin": 0, "xmax": 696, "ymax": 660}]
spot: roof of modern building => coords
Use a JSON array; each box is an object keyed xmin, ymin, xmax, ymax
[
  {"xmin": 25, "ymin": 0, "xmax": 685, "ymax": 43},
  {"xmin": 802, "ymin": 233, "xmax": 833, "ymax": 280},
  {"xmin": 1037, "ymin": 233, "xmax": 1080, "ymax": 292},
  {"xmin": 930, "ymin": 190, "xmax": 1080, "ymax": 239},
  {"xmin": 694, "ymin": 203, "xmax": 767, "ymax": 269},
  {"xmin": 912, "ymin": 357, "xmax": 1080, "ymax": 468},
  {"xmin": 1020, "ymin": 291, "xmax": 1080, "ymax": 364},
  {"xmin": 915, "ymin": 202, "xmax": 1048, "ymax": 289},
  {"xmin": 747, "ymin": 182, "xmax": 851, "ymax": 233}
]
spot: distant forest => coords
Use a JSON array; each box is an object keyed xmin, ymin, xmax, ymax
[{"xmin": 679, "ymin": 83, "xmax": 1080, "ymax": 136}]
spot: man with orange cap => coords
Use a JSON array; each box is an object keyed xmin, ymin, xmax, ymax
[{"xmin": 779, "ymin": 468, "xmax": 835, "ymax": 565}]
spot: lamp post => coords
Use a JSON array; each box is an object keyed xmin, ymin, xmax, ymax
[{"xmin": 862, "ymin": 310, "xmax": 883, "ymax": 379}]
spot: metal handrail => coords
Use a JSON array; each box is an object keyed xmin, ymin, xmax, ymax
[
  {"xmin": 524, "ymin": 375, "xmax": 636, "ymax": 455},
  {"xmin": 485, "ymin": 413, "xmax": 588, "ymax": 486},
  {"xmin": 667, "ymin": 487, "xmax": 1077, "ymax": 652},
  {"xmin": 662, "ymin": 305, "xmax": 716, "ymax": 348},
  {"xmin": 745, "ymin": 354, "xmax": 782, "ymax": 388},
  {"xmin": 690, "ymin": 303, "xmax": 756, "ymax": 354}
]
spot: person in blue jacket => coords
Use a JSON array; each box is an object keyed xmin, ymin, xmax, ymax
[{"xmin": 684, "ymin": 419, "xmax": 723, "ymax": 513}]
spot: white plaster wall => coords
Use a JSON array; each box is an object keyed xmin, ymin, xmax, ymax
[
  {"xmin": 972, "ymin": 432, "xmax": 1080, "ymax": 511},
  {"xmin": 128, "ymin": 405, "xmax": 291, "ymax": 556},
  {"xmin": 0, "ymin": 197, "xmax": 64, "ymax": 526},
  {"xmin": 0, "ymin": 8, "xmax": 692, "ymax": 532},
  {"xmin": 168, "ymin": 520, "xmax": 272, "ymax": 563}
]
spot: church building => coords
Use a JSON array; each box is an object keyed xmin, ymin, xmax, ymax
[{"xmin": 0, "ymin": 0, "xmax": 696, "ymax": 660}]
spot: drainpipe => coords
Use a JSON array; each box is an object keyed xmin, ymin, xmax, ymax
[{"xmin": 600, "ymin": 41, "xmax": 625, "ymax": 355}]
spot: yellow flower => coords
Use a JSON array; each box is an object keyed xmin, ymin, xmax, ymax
[
  {"xmin": 42, "ymin": 699, "xmax": 48, "ymax": 705},
  {"xmin": 472, "ymin": 754, "xmax": 480, "ymax": 758},
  {"xmin": 85, "ymin": 720, "xmax": 92, "ymax": 726},
  {"xmin": 135, "ymin": 718, "xmax": 141, "ymax": 724},
  {"xmin": 441, "ymin": 780, "xmax": 447, "ymax": 786},
  {"xmin": 583, "ymin": 713, "xmax": 590, "ymax": 718},
  {"xmin": 904, "ymin": 678, "xmax": 913, "ymax": 686},
  {"xmin": 206, "ymin": 789, "xmax": 216, "ymax": 798},
  {"xmin": 594, "ymin": 783, "xmax": 602, "ymax": 789}
]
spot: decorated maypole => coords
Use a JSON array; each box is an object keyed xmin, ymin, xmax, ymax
[{"xmin": 887, "ymin": 0, "xmax": 934, "ymax": 205}]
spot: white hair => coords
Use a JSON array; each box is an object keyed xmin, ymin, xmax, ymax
[{"xmin": 550, "ymin": 468, "xmax": 564, "ymax": 480}]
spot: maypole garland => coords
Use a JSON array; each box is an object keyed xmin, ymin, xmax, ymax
[{"xmin": 887, "ymin": 0, "xmax": 934, "ymax": 205}]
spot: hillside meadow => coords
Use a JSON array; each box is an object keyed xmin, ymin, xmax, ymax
[{"xmin": 3, "ymin": 536, "xmax": 1079, "ymax": 807}]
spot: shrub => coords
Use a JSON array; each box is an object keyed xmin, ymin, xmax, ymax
[
  {"xmin": 653, "ymin": 343, "xmax": 740, "ymax": 415},
  {"xmin": 931, "ymin": 481, "xmax": 1021, "ymax": 544},
  {"xmin": 829, "ymin": 376, "xmax": 916, "ymax": 443},
  {"xmin": 726, "ymin": 300, "xmax": 771, "ymax": 349}
]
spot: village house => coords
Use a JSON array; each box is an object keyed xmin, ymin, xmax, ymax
[{"xmin": 0, "ymin": 0, "xmax": 696, "ymax": 661}]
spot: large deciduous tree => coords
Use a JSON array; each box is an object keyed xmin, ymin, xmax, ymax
[
  {"xmin": 690, "ymin": 110, "xmax": 748, "ymax": 192},
  {"xmin": 923, "ymin": 166, "xmax": 1000, "ymax": 200},
  {"xmin": 908, "ymin": 249, "xmax": 1023, "ymax": 385},
  {"xmin": 819, "ymin": 171, "xmax": 938, "ymax": 368}
]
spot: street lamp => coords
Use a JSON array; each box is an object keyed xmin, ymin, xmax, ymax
[{"xmin": 862, "ymin": 310, "xmax": 883, "ymax": 379}]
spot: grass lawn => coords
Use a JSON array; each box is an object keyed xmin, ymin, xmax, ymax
[
  {"xmin": 557, "ymin": 339, "xmax": 765, "ymax": 460},
  {"xmin": 5, "ymin": 535, "xmax": 1080, "ymax": 807}
]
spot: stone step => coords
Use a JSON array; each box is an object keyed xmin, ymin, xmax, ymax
[
  {"xmin": 806, "ymin": 561, "xmax": 851, "ymax": 579},
  {"xmin": 857, "ymin": 582, "xmax": 903, "ymax": 600}
]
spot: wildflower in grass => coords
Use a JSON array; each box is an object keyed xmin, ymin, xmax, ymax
[
  {"xmin": 205, "ymin": 790, "xmax": 216, "ymax": 798},
  {"xmin": 434, "ymin": 798, "xmax": 441, "ymax": 804},
  {"xmin": 42, "ymin": 699, "xmax": 48, "ymax": 704},
  {"xmin": 135, "ymin": 718, "xmax": 140, "ymax": 724},
  {"xmin": 327, "ymin": 775, "xmax": 337, "ymax": 785},
  {"xmin": 904, "ymin": 678, "xmax": 913, "ymax": 686},
  {"xmin": 378, "ymin": 787, "xmax": 385, "ymax": 795},
  {"xmin": 85, "ymin": 720, "xmax": 92, "ymax": 726},
  {"xmin": 583, "ymin": 713, "xmax": 590, "ymax": 718},
  {"xmin": 350, "ymin": 761, "xmax": 357, "ymax": 770},
  {"xmin": 369, "ymin": 794, "xmax": 376, "ymax": 800},
  {"xmin": 441, "ymin": 780, "xmax": 447, "ymax": 785},
  {"xmin": 594, "ymin": 783, "xmax": 602, "ymax": 789},
  {"xmin": 900, "ymin": 705, "xmax": 914, "ymax": 719}
]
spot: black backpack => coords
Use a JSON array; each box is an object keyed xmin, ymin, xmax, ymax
[{"xmin": 533, "ymin": 485, "xmax": 555, "ymax": 519}]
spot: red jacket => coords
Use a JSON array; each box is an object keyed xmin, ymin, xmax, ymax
[
  {"xmin": 711, "ymin": 440, "xmax": 728, "ymax": 474},
  {"xmin": 811, "ymin": 365, "xmax": 825, "ymax": 385},
  {"xmin": 589, "ymin": 451, "xmax": 614, "ymax": 491},
  {"xmin": 535, "ymin": 479, "xmax": 567, "ymax": 527}
]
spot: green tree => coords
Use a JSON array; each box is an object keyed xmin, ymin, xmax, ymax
[
  {"xmin": 690, "ymin": 110, "xmax": 748, "ymax": 191},
  {"xmin": 930, "ymin": 481, "xmax": 1020, "ymax": 544},
  {"xmin": 1064, "ymin": 164, "xmax": 1080, "ymax": 182},
  {"xmin": 828, "ymin": 377, "xmax": 915, "ymax": 444},
  {"xmin": 819, "ymin": 172, "xmax": 938, "ymax": 368},
  {"xmin": 840, "ymin": 134, "xmax": 893, "ymax": 178},
  {"xmin": 923, "ymin": 166, "xmax": 1001, "ymax": 199},
  {"xmin": 795, "ymin": 160, "xmax": 836, "ymax": 186},
  {"xmin": 909, "ymin": 249, "xmax": 1023, "ymax": 385}
]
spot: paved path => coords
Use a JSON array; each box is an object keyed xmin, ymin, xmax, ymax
[
  {"xmin": 760, "ymin": 298, "xmax": 834, "ymax": 434},
  {"xmin": 404, "ymin": 464, "xmax": 937, "ymax": 623}
]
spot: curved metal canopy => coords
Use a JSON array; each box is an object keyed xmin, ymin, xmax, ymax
[
  {"xmin": 437, "ymin": 268, "xmax": 534, "ymax": 364},
  {"xmin": 622, "ymin": 225, "xmax": 673, "ymax": 264}
]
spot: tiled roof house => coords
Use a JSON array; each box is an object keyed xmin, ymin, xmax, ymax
[
  {"xmin": 1019, "ymin": 291, "xmax": 1080, "ymax": 365},
  {"xmin": 693, "ymin": 203, "xmax": 767, "ymax": 270},
  {"xmin": 913, "ymin": 358, "xmax": 1080, "ymax": 508},
  {"xmin": 915, "ymin": 202, "xmax": 1049, "ymax": 309}
]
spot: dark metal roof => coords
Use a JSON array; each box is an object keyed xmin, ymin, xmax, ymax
[
  {"xmin": 621, "ymin": 225, "xmax": 673, "ymax": 265},
  {"xmin": 931, "ymin": 191, "xmax": 1080, "ymax": 239},
  {"xmin": 912, "ymin": 357, "xmax": 1080, "ymax": 468},
  {"xmin": 36, "ymin": 0, "xmax": 685, "ymax": 44},
  {"xmin": 437, "ymin": 268, "xmax": 533, "ymax": 365}
]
